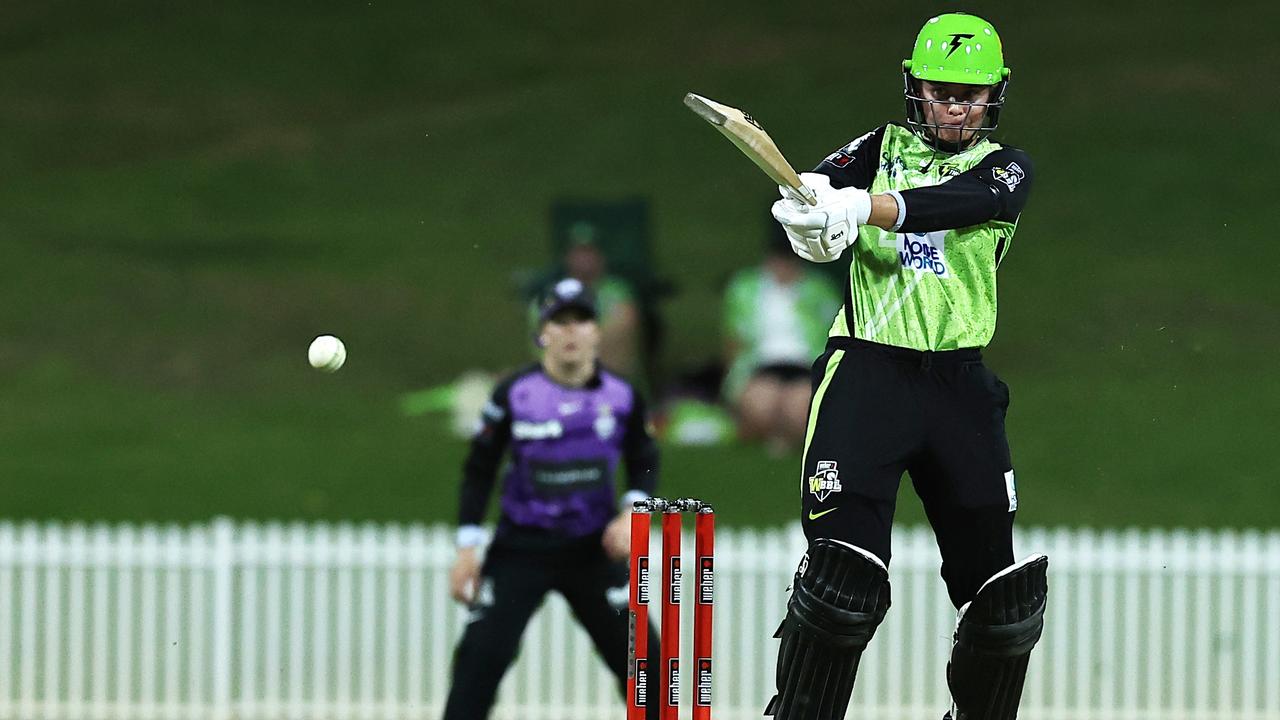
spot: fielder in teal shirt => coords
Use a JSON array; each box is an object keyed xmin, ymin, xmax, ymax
[{"xmin": 765, "ymin": 14, "xmax": 1048, "ymax": 720}]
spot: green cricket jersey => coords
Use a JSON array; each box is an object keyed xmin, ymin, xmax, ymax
[{"xmin": 816, "ymin": 123, "xmax": 1033, "ymax": 351}]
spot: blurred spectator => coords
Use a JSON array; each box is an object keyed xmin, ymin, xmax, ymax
[
  {"xmin": 723, "ymin": 219, "xmax": 841, "ymax": 453},
  {"xmin": 558, "ymin": 221, "xmax": 641, "ymax": 377}
]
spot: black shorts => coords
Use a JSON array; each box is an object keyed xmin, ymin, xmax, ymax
[{"xmin": 799, "ymin": 337, "xmax": 1018, "ymax": 607}]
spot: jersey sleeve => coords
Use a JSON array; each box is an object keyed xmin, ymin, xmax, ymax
[
  {"xmin": 897, "ymin": 147, "xmax": 1034, "ymax": 233},
  {"xmin": 621, "ymin": 390, "xmax": 659, "ymax": 497},
  {"xmin": 813, "ymin": 126, "xmax": 887, "ymax": 190},
  {"xmin": 457, "ymin": 378, "xmax": 514, "ymax": 527}
]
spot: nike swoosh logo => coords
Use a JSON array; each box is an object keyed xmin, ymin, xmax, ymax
[{"xmin": 808, "ymin": 508, "xmax": 838, "ymax": 520}]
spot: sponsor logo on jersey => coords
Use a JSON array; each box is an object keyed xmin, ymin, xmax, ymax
[
  {"xmin": 808, "ymin": 460, "xmax": 843, "ymax": 502},
  {"xmin": 887, "ymin": 231, "xmax": 950, "ymax": 278},
  {"xmin": 637, "ymin": 557, "xmax": 650, "ymax": 604},
  {"xmin": 824, "ymin": 130, "xmax": 875, "ymax": 168},
  {"xmin": 530, "ymin": 460, "xmax": 608, "ymax": 498},
  {"xmin": 938, "ymin": 163, "xmax": 963, "ymax": 180},
  {"xmin": 696, "ymin": 658, "xmax": 713, "ymax": 706},
  {"xmin": 532, "ymin": 463, "xmax": 603, "ymax": 486},
  {"xmin": 594, "ymin": 403, "xmax": 616, "ymax": 439},
  {"xmin": 669, "ymin": 556, "xmax": 682, "ymax": 604},
  {"xmin": 511, "ymin": 419, "xmax": 563, "ymax": 440},
  {"xmin": 698, "ymin": 557, "xmax": 714, "ymax": 605},
  {"xmin": 533, "ymin": 466, "xmax": 601, "ymax": 485},
  {"xmin": 993, "ymin": 162, "xmax": 1025, "ymax": 192},
  {"xmin": 667, "ymin": 659, "xmax": 681, "ymax": 707},
  {"xmin": 824, "ymin": 149, "xmax": 855, "ymax": 168}
]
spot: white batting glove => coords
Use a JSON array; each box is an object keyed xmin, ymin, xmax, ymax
[
  {"xmin": 772, "ymin": 173, "xmax": 871, "ymax": 262},
  {"xmin": 772, "ymin": 188, "xmax": 838, "ymax": 263},
  {"xmin": 772, "ymin": 207, "xmax": 843, "ymax": 263}
]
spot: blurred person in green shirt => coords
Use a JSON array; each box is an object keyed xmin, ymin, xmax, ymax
[
  {"xmin": 723, "ymin": 218, "xmax": 840, "ymax": 454},
  {"xmin": 530, "ymin": 222, "xmax": 641, "ymax": 378}
]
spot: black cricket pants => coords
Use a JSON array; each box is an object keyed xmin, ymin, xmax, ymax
[
  {"xmin": 442, "ymin": 533, "xmax": 660, "ymax": 719},
  {"xmin": 799, "ymin": 337, "xmax": 1018, "ymax": 609}
]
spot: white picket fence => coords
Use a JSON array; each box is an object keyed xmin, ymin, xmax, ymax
[{"xmin": 1, "ymin": 521, "xmax": 1279, "ymax": 720}]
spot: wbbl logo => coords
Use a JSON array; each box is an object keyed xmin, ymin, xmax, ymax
[
  {"xmin": 634, "ymin": 658, "xmax": 648, "ymax": 706},
  {"xmin": 669, "ymin": 556, "xmax": 682, "ymax": 604},
  {"xmin": 667, "ymin": 659, "xmax": 680, "ymax": 707},
  {"xmin": 698, "ymin": 557, "xmax": 714, "ymax": 605},
  {"xmin": 636, "ymin": 557, "xmax": 650, "ymax": 605},
  {"xmin": 808, "ymin": 460, "xmax": 843, "ymax": 502},
  {"xmin": 696, "ymin": 658, "xmax": 713, "ymax": 707}
]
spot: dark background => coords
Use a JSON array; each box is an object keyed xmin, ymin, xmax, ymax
[{"xmin": 1, "ymin": 1, "xmax": 1276, "ymax": 526}]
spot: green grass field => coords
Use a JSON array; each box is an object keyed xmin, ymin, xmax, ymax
[{"xmin": 1, "ymin": 0, "xmax": 1276, "ymax": 527}]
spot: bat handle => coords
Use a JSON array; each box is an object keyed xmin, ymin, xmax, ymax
[{"xmin": 790, "ymin": 185, "xmax": 819, "ymax": 207}]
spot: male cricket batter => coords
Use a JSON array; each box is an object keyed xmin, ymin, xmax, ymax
[
  {"xmin": 442, "ymin": 278, "xmax": 659, "ymax": 719},
  {"xmin": 764, "ymin": 14, "xmax": 1048, "ymax": 720}
]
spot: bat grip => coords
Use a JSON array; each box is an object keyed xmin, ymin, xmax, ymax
[{"xmin": 789, "ymin": 185, "xmax": 819, "ymax": 207}]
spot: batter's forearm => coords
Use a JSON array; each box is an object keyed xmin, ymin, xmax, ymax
[
  {"xmin": 880, "ymin": 148, "xmax": 1034, "ymax": 233},
  {"xmin": 866, "ymin": 194, "xmax": 905, "ymax": 231}
]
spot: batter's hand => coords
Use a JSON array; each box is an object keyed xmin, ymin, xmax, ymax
[
  {"xmin": 449, "ymin": 547, "xmax": 482, "ymax": 604},
  {"xmin": 773, "ymin": 212, "xmax": 841, "ymax": 263},
  {"xmin": 601, "ymin": 512, "xmax": 632, "ymax": 561},
  {"xmin": 772, "ymin": 172, "xmax": 871, "ymax": 262}
]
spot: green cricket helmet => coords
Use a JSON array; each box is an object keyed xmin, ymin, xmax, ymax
[{"xmin": 901, "ymin": 13, "xmax": 1010, "ymax": 151}]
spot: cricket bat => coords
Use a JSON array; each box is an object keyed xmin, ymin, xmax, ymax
[{"xmin": 683, "ymin": 92, "xmax": 818, "ymax": 206}]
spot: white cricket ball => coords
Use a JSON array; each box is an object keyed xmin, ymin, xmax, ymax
[{"xmin": 308, "ymin": 335, "xmax": 347, "ymax": 372}]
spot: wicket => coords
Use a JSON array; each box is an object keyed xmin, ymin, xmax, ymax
[{"xmin": 628, "ymin": 497, "xmax": 715, "ymax": 720}]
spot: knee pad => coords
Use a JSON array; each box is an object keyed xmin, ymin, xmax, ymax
[
  {"xmin": 948, "ymin": 554, "xmax": 1048, "ymax": 720},
  {"xmin": 764, "ymin": 539, "xmax": 891, "ymax": 720}
]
